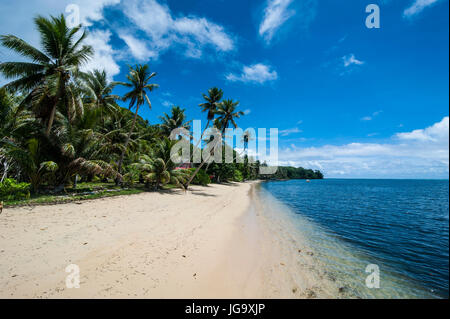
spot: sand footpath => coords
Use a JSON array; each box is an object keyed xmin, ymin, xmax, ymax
[{"xmin": 0, "ymin": 182, "xmax": 336, "ymax": 298}]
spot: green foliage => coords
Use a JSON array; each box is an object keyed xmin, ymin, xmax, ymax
[
  {"xmin": 0, "ymin": 12, "xmax": 324, "ymax": 201},
  {"xmin": 0, "ymin": 178, "xmax": 31, "ymax": 200},
  {"xmin": 188, "ymin": 168, "xmax": 211, "ymax": 186},
  {"xmin": 233, "ymin": 169, "xmax": 243, "ymax": 182},
  {"xmin": 259, "ymin": 166, "xmax": 324, "ymax": 180}
]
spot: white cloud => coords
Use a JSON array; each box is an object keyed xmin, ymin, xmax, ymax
[
  {"xmin": 118, "ymin": 33, "xmax": 158, "ymax": 61},
  {"xmin": 396, "ymin": 116, "xmax": 449, "ymax": 142},
  {"xmin": 0, "ymin": 0, "xmax": 117, "ymax": 45},
  {"xmin": 343, "ymin": 54, "xmax": 365, "ymax": 67},
  {"xmin": 361, "ymin": 110, "xmax": 382, "ymax": 121},
  {"xmin": 259, "ymin": 0, "xmax": 295, "ymax": 43},
  {"xmin": 279, "ymin": 127, "xmax": 302, "ymax": 136},
  {"xmin": 258, "ymin": 0, "xmax": 317, "ymax": 44},
  {"xmin": 71, "ymin": 0, "xmax": 121, "ymax": 26},
  {"xmin": 226, "ymin": 63, "xmax": 278, "ymax": 84},
  {"xmin": 0, "ymin": 1, "xmax": 121, "ymax": 80},
  {"xmin": 161, "ymin": 100, "xmax": 173, "ymax": 108},
  {"xmin": 82, "ymin": 30, "xmax": 120, "ymax": 81},
  {"xmin": 278, "ymin": 117, "xmax": 449, "ymax": 178},
  {"xmin": 122, "ymin": 0, "xmax": 234, "ymax": 59},
  {"xmin": 403, "ymin": 0, "xmax": 441, "ymax": 18}
]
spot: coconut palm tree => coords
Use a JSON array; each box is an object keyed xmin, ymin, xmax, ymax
[
  {"xmin": 81, "ymin": 69, "xmax": 119, "ymax": 126},
  {"xmin": 198, "ymin": 87, "xmax": 223, "ymax": 140},
  {"xmin": 0, "ymin": 138, "xmax": 58, "ymax": 192},
  {"xmin": 115, "ymin": 64, "xmax": 158, "ymax": 178},
  {"xmin": 204, "ymin": 99, "xmax": 244, "ymax": 173},
  {"xmin": 0, "ymin": 14, "xmax": 93, "ymax": 136},
  {"xmin": 183, "ymin": 88, "xmax": 223, "ymax": 190},
  {"xmin": 132, "ymin": 138, "xmax": 188, "ymax": 190},
  {"xmin": 159, "ymin": 105, "xmax": 191, "ymax": 136},
  {"xmin": 215, "ymin": 99, "xmax": 244, "ymax": 137}
]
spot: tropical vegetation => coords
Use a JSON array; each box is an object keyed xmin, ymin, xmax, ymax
[{"xmin": 0, "ymin": 13, "xmax": 323, "ymax": 205}]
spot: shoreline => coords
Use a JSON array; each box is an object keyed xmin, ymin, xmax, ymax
[{"xmin": 0, "ymin": 181, "xmax": 337, "ymax": 298}]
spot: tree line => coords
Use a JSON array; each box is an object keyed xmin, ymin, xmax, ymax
[{"xmin": 0, "ymin": 14, "xmax": 323, "ymax": 201}]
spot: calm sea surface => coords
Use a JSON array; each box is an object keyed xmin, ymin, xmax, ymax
[{"xmin": 261, "ymin": 179, "xmax": 449, "ymax": 298}]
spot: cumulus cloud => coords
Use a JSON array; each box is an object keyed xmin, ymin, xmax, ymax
[
  {"xmin": 70, "ymin": 0, "xmax": 121, "ymax": 26},
  {"xmin": 122, "ymin": 0, "xmax": 234, "ymax": 59},
  {"xmin": 226, "ymin": 63, "xmax": 278, "ymax": 84},
  {"xmin": 0, "ymin": 0, "xmax": 121, "ymax": 80},
  {"xmin": 278, "ymin": 117, "xmax": 449, "ymax": 179},
  {"xmin": 396, "ymin": 116, "xmax": 449, "ymax": 142},
  {"xmin": 118, "ymin": 33, "xmax": 158, "ymax": 61},
  {"xmin": 82, "ymin": 30, "xmax": 121, "ymax": 81},
  {"xmin": 403, "ymin": 0, "xmax": 441, "ymax": 18}
]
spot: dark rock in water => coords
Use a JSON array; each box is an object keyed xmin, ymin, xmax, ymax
[
  {"xmin": 338, "ymin": 287, "xmax": 347, "ymax": 293},
  {"xmin": 306, "ymin": 251, "xmax": 314, "ymax": 256}
]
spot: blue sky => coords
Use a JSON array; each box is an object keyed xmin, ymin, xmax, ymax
[{"xmin": 0, "ymin": 0, "xmax": 448, "ymax": 178}]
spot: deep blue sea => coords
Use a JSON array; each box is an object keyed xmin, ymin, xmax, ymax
[{"xmin": 261, "ymin": 179, "xmax": 449, "ymax": 298}]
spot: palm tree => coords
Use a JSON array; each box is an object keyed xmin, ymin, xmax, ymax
[
  {"xmin": 131, "ymin": 138, "xmax": 188, "ymax": 190},
  {"xmin": 183, "ymin": 88, "xmax": 223, "ymax": 190},
  {"xmin": 81, "ymin": 69, "xmax": 119, "ymax": 126},
  {"xmin": 204, "ymin": 99, "xmax": 244, "ymax": 173},
  {"xmin": 1, "ymin": 138, "xmax": 58, "ymax": 192},
  {"xmin": 0, "ymin": 14, "xmax": 93, "ymax": 136},
  {"xmin": 159, "ymin": 105, "xmax": 191, "ymax": 136},
  {"xmin": 198, "ymin": 87, "xmax": 223, "ymax": 141},
  {"xmin": 115, "ymin": 64, "xmax": 158, "ymax": 178},
  {"xmin": 215, "ymin": 99, "xmax": 244, "ymax": 137}
]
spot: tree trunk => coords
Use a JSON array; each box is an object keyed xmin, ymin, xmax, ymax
[
  {"xmin": 116, "ymin": 105, "xmax": 140, "ymax": 185},
  {"xmin": 184, "ymin": 120, "xmax": 213, "ymax": 190},
  {"xmin": 45, "ymin": 101, "xmax": 58, "ymax": 137}
]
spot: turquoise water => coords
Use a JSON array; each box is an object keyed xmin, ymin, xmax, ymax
[{"xmin": 261, "ymin": 179, "xmax": 449, "ymax": 298}]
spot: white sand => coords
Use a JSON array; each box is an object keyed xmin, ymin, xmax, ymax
[{"xmin": 0, "ymin": 182, "xmax": 338, "ymax": 298}]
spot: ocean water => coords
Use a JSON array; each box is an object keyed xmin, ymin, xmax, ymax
[{"xmin": 259, "ymin": 179, "xmax": 449, "ymax": 298}]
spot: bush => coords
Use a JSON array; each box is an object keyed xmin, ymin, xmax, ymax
[
  {"xmin": 0, "ymin": 178, "xmax": 31, "ymax": 201},
  {"xmin": 233, "ymin": 169, "xmax": 243, "ymax": 182},
  {"xmin": 188, "ymin": 168, "xmax": 211, "ymax": 186}
]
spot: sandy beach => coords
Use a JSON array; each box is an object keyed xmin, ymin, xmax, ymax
[{"xmin": 0, "ymin": 182, "xmax": 338, "ymax": 299}]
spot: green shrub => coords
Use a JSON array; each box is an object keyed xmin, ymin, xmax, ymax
[
  {"xmin": 188, "ymin": 168, "xmax": 211, "ymax": 186},
  {"xmin": 0, "ymin": 178, "xmax": 31, "ymax": 201},
  {"xmin": 233, "ymin": 169, "xmax": 243, "ymax": 182}
]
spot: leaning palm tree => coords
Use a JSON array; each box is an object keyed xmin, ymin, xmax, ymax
[
  {"xmin": 183, "ymin": 88, "xmax": 223, "ymax": 190},
  {"xmin": 115, "ymin": 64, "xmax": 158, "ymax": 178},
  {"xmin": 0, "ymin": 14, "xmax": 93, "ymax": 136},
  {"xmin": 159, "ymin": 105, "xmax": 191, "ymax": 136},
  {"xmin": 204, "ymin": 99, "xmax": 244, "ymax": 172}
]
